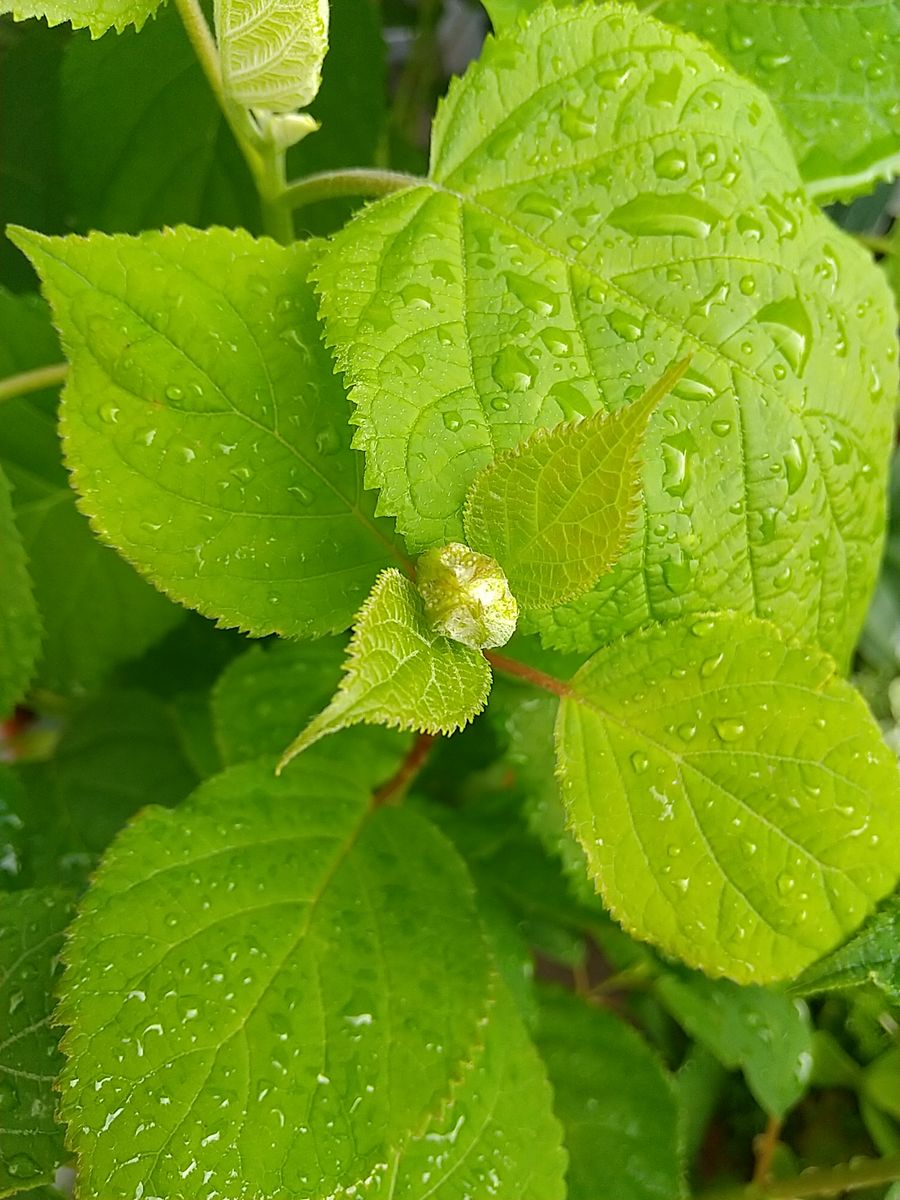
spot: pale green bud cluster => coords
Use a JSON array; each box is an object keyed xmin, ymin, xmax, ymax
[{"xmin": 416, "ymin": 542, "xmax": 518, "ymax": 650}]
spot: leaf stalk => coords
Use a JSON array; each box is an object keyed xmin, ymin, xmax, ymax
[
  {"xmin": 0, "ymin": 362, "xmax": 68, "ymax": 404},
  {"xmin": 700, "ymin": 1153, "xmax": 900, "ymax": 1199}
]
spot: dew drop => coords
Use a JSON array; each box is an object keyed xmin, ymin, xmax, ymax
[
  {"xmin": 165, "ymin": 384, "xmax": 185, "ymax": 403},
  {"xmin": 443, "ymin": 411, "xmax": 463, "ymax": 432},
  {"xmin": 630, "ymin": 752, "xmax": 650, "ymax": 774},
  {"xmin": 6, "ymin": 1154, "xmax": 40, "ymax": 1180},
  {"xmin": 491, "ymin": 346, "xmax": 536, "ymax": 392},
  {"xmin": 701, "ymin": 653, "xmax": 725, "ymax": 678},
  {"xmin": 654, "ymin": 148, "xmax": 688, "ymax": 180},
  {"xmin": 784, "ymin": 437, "xmax": 808, "ymax": 495},
  {"xmin": 99, "ymin": 401, "xmax": 120, "ymax": 424},
  {"xmin": 713, "ymin": 718, "xmax": 745, "ymax": 742}
]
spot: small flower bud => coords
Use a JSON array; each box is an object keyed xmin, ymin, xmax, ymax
[{"xmin": 416, "ymin": 542, "xmax": 518, "ymax": 650}]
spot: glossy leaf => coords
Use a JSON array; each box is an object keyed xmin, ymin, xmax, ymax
[
  {"xmin": 11, "ymin": 226, "xmax": 405, "ymax": 640},
  {"xmin": 465, "ymin": 359, "xmax": 689, "ymax": 611},
  {"xmin": 791, "ymin": 895, "xmax": 900, "ymax": 1002},
  {"xmin": 555, "ymin": 612, "xmax": 900, "ymax": 982},
  {"xmin": 57, "ymin": 754, "xmax": 563, "ymax": 1198},
  {"xmin": 216, "ymin": 0, "xmax": 328, "ymax": 114},
  {"xmin": 17, "ymin": 689, "xmax": 199, "ymax": 890},
  {"xmin": 0, "ymin": 465, "xmax": 41, "ymax": 719},
  {"xmin": 279, "ymin": 568, "xmax": 492, "ymax": 767},
  {"xmin": 315, "ymin": 4, "xmax": 898, "ymax": 667},
  {"xmin": 535, "ymin": 986, "xmax": 685, "ymax": 1200},
  {"xmin": 655, "ymin": 970, "xmax": 813, "ymax": 1117},
  {"xmin": 0, "ymin": 0, "xmax": 161, "ymax": 36},
  {"xmin": 0, "ymin": 888, "xmax": 73, "ymax": 1195},
  {"xmin": 639, "ymin": 0, "xmax": 900, "ymax": 202},
  {"xmin": 0, "ymin": 288, "xmax": 182, "ymax": 693},
  {"xmin": 61, "ymin": 10, "xmax": 259, "ymax": 236}
]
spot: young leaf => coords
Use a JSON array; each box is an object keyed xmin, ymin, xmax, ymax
[
  {"xmin": 212, "ymin": 636, "xmax": 411, "ymax": 779},
  {"xmin": 61, "ymin": 10, "xmax": 259, "ymax": 237},
  {"xmin": 10, "ymin": 226, "xmax": 404, "ymax": 641},
  {"xmin": 638, "ymin": 0, "xmax": 900, "ymax": 203},
  {"xmin": 791, "ymin": 895, "xmax": 900, "ymax": 1003},
  {"xmin": 655, "ymin": 969, "xmax": 813, "ymax": 1118},
  {"xmin": 57, "ymin": 754, "xmax": 565, "ymax": 1199},
  {"xmin": 0, "ymin": 0, "xmax": 161, "ymax": 36},
  {"xmin": 0, "ymin": 888, "xmax": 73, "ymax": 1195},
  {"xmin": 278, "ymin": 568, "xmax": 492, "ymax": 768},
  {"xmin": 555, "ymin": 612, "xmax": 900, "ymax": 983},
  {"xmin": 216, "ymin": 0, "xmax": 329, "ymax": 115},
  {"xmin": 535, "ymin": 986, "xmax": 685, "ymax": 1200},
  {"xmin": 315, "ymin": 4, "xmax": 898, "ymax": 668},
  {"xmin": 0, "ymin": 465, "xmax": 41, "ymax": 719},
  {"xmin": 465, "ymin": 358, "xmax": 690, "ymax": 612}
]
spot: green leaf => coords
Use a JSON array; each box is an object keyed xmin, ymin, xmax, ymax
[
  {"xmin": 0, "ymin": 888, "xmax": 73, "ymax": 1195},
  {"xmin": 17, "ymin": 689, "xmax": 199, "ymax": 889},
  {"xmin": 655, "ymin": 970, "xmax": 813, "ymax": 1118},
  {"xmin": 555, "ymin": 612, "xmax": 900, "ymax": 983},
  {"xmin": 213, "ymin": 636, "xmax": 347, "ymax": 764},
  {"xmin": 535, "ymin": 985, "xmax": 685, "ymax": 1200},
  {"xmin": 639, "ymin": 0, "xmax": 900, "ymax": 202},
  {"xmin": 465, "ymin": 359, "xmax": 689, "ymax": 612},
  {"xmin": 0, "ymin": 289, "xmax": 182, "ymax": 694},
  {"xmin": 278, "ymin": 568, "xmax": 492, "ymax": 767},
  {"xmin": 0, "ymin": 21, "xmax": 68, "ymax": 291},
  {"xmin": 0, "ymin": 0, "xmax": 161, "ymax": 35},
  {"xmin": 315, "ymin": 4, "xmax": 898, "ymax": 667},
  {"xmin": 58, "ymin": 754, "xmax": 563, "ymax": 1199},
  {"xmin": 0, "ymin": 766, "xmax": 28, "ymax": 892},
  {"xmin": 212, "ymin": 635, "xmax": 411, "ymax": 779},
  {"xmin": 0, "ymin": 464, "xmax": 41, "ymax": 719},
  {"xmin": 791, "ymin": 895, "xmax": 900, "ymax": 1003},
  {"xmin": 215, "ymin": 0, "xmax": 328, "ymax": 114},
  {"xmin": 10, "ymin": 226, "xmax": 405, "ymax": 640},
  {"xmin": 61, "ymin": 9, "xmax": 259, "ymax": 236}
]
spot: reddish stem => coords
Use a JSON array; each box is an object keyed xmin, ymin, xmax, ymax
[
  {"xmin": 372, "ymin": 733, "xmax": 436, "ymax": 807},
  {"xmin": 484, "ymin": 651, "xmax": 572, "ymax": 698}
]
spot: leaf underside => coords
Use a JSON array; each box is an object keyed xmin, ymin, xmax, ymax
[
  {"xmin": 279, "ymin": 568, "xmax": 492, "ymax": 767},
  {"xmin": 315, "ymin": 3, "xmax": 898, "ymax": 667},
  {"xmin": 11, "ymin": 226, "xmax": 404, "ymax": 641},
  {"xmin": 555, "ymin": 612, "xmax": 900, "ymax": 983},
  {"xmin": 792, "ymin": 894, "xmax": 900, "ymax": 1002},
  {"xmin": 57, "ymin": 755, "xmax": 565, "ymax": 1200},
  {"xmin": 216, "ymin": 0, "xmax": 329, "ymax": 114}
]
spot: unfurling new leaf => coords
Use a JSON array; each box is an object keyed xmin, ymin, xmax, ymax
[
  {"xmin": 465, "ymin": 358, "xmax": 690, "ymax": 612},
  {"xmin": 278, "ymin": 568, "xmax": 492, "ymax": 769},
  {"xmin": 417, "ymin": 541, "xmax": 518, "ymax": 649},
  {"xmin": 215, "ymin": 0, "xmax": 329, "ymax": 116},
  {"xmin": 555, "ymin": 612, "xmax": 900, "ymax": 983}
]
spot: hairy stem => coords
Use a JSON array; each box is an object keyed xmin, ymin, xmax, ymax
[
  {"xmin": 282, "ymin": 168, "xmax": 425, "ymax": 211},
  {"xmin": 484, "ymin": 651, "xmax": 572, "ymax": 699},
  {"xmin": 174, "ymin": 0, "xmax": 294, "ymax": 243},
  {"xmin": 0, "ymin": 362, "xmax": 68, "ymax": 404},
  {"xmin": 702, "ymin": 1154, "xmax": 900, "ymax": 1199},
  {"xmin": 372, "ymin": 733, "xmax": 436, "ymax": 807}
]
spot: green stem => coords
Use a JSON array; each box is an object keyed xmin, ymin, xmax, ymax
[
  {"xmin": 173, "ymin": 0, "xmax": 295, "ymax": 243},
  {"xmin": 855, "ymin": 233, "xmax": 893, "ymax": 256},
  {"xmin": 282, "ymin": 168, "xmax": 425, "ymax": 212},
  {"xmin": 701, "ymin": 1154, "xmax": 900, "ymax": 1199},
  {"xmin": 0, "ymin": 362, "xmax": 68, "ymax": 404}
]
